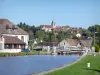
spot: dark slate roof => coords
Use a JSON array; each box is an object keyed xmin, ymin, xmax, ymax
[
  {"xmin": 0, "ymin": 19, "xmax": 28, "ymax": 35},
  {"xmin": 42, "ymin": 42, "xmax": 59, "ymax": 47},
  {"xmin": 4, "ymin": 36, "xmax": 25, "ymax": 44}
]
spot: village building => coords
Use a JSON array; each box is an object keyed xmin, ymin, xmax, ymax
[
  {"xmin": 41, "ymin": 20, "xmax": 82, "ymax": 33},
  {"xmin": 59, "ymin": 39, "xmax": 92, "ymax": 52},
  {"xmin": 41, "ymin": 20, "xmax": 62, "ymax": 32},
  {"xmin": 0, "ymin": 19, "xmax": 29, "ymax": 53}
]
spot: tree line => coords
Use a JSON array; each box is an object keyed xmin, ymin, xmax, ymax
[{"xmin": 17, "ymin": 22, "xmax": 100, "ymax": 46}]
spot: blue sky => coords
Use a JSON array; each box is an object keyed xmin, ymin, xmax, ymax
[{"xmin": 0, "ymin": 0, "xmax": 100, "ymax": 28}]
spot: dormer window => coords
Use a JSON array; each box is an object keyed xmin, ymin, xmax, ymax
[
  {"xmin": 12, "ymin": 25, "xmax": 18, "ymax": 33},
  {"xmin": 12, "ymin": 25, "xmax": 15, "ymax": 30},
  {"xmin": 12, "ymin": 25, "xmax": 17, "ymax": 30},
  {"xmin": 6, "ymin": 24, "xmax": 12, "ymax": 33},
  {"xmin": 6, "ymin": 24, "xmax": 10, "ymax": 29}
]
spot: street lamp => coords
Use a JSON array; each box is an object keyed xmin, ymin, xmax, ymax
[{"xmin": 93, "ymin": 25, "xmax": 98, "ymax": 43}]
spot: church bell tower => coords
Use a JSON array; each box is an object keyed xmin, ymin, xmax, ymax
[{"xmin": 51, "ymin": 19, "xmax": 56, "ymax": 28}]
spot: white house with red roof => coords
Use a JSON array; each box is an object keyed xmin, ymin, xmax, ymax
[{"xmin": 0, "ymin": 19, "xmax": 29, "ymax": 53}]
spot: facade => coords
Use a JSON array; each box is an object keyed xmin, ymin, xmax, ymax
[
  {"xmin": 0, "ymin": 19, "xmax": 29, "ymax": 53},
  {"xmin": 41, "ymin": 20, "xmax": 62, "ymax": 32}
]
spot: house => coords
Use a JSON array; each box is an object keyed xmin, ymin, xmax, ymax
[
  {"xmin": 0, "ymin": 19, "xmax": 29, "ymax": 53},
  {"xmin": 41, "ymin": 20, "xmax": 62, "ymax": 32},
  {"xmin": 59, "ymin": 39, "xmax": 92, "ymax": 52}
]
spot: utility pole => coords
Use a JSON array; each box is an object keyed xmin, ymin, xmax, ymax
[{"xmin": 94, "ymin": 25, "xmax": 95, "ymax": 45}]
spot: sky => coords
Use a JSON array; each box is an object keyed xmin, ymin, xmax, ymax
[{"xmin": 0, "ymin": 0, "xmax": 100, "ymax": 28}]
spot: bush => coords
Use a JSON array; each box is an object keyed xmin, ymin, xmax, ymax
[
  {"xmin": 0, "ymin": 53, "xmax": 8, "ymax": 57},
  {"xmin": 93, "ymin": 44, "xmax": 100, "ymax": 52},
  {"xmin": 0, "ymin": 51, "xmax": 40, "ymax": 57}
]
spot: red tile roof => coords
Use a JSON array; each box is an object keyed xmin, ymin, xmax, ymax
[
  {"xmin": 44, "ymin": 25, "xmax": 52, "ymax": 28},
  {"xmin": 4, "ymin": 36, "xmax": 25, "ymax": 44},
  {"xmin": 42, "ymin": 25, "xmax": 62, "ymax": 29},
  {"xmin": 67, "ymin": 39, "xmax": 80, "ymax": 46}
]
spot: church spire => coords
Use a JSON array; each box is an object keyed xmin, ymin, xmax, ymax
[{"xmin": 51, "ymin": 19, "xmax": 56, "ymax": 26}]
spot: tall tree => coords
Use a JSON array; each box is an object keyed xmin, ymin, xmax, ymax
[
  {"xmin": 36, "ymin": 30, "xmax": 45, "ymax": 42},
  {"xmin": 88, "ymin": 24, "xmax": 100, "ymax": 46}
]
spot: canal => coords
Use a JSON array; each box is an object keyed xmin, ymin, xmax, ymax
[{"xmin": 0, "ymin": 55, "xmax": 79, "ymax": 75}]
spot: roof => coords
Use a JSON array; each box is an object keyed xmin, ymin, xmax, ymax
[
  {"xmin": 66, "ymin": 39, "xmax": 92, "ymax": 47},
  {"xmin": 67, "ymin": 39, "xmax": 80, "ymax": 46},
  {"xmin": 44, "ymin": 25, "xmax": 52, "ymax": 28},
  {"xmin": 55, "ymin": 27, "xmax": 62, "ymax": 31},
  {"xmin": 42, "ymin": 42, "xmax": 59, "ymax": 47},
  {"xmin": 42, "ymin": 25, "xmax": 62, "ymax": 29},
  {"xmin": 4, "ymin": 36, "xmax": 26, "ymax": 44},
  {"xmin": 80, "ymin": 40, "xmax": 92, "ymax": 47},
  {"xmin": 33, "ymin": 46, "xmax": 42, "ymax": 50},
  {"xmin": 0, "ymin": 19, "xmax": 28, "ymax": 35}
]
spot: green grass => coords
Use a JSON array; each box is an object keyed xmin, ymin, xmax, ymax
[
  {"xmin": 41, "ymin": 49, "xmax": 47, "ymax": 52},
  {"xmin": 45, "ymin": 54, "xmax": 100, "ymax": 75}
]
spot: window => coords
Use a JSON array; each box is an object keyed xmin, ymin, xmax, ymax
[
  {"xmin": 5, "ymin": 44, "xmax": 12, "ymax": 49},
  {"xmin": 21, "ymin": 36, "xmax": 24, "ymax": 41},
  {"xmin": 14, "ymin": 44, "xmax": 18, "ymax": 48}
]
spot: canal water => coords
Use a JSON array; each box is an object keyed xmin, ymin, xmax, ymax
[{"xmin": 0, "ymin": 55, "xmax": 79, "ymax": 75}]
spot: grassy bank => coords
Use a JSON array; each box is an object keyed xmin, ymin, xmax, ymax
[
  {"xmin": 45, "ymin": 54, "xmax": 100, "ymax": 75},
  {"xmin": 0, "ymin": 50, "xmax": 40, "ymax": 57}
]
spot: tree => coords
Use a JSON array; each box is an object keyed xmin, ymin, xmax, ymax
[
  {"xmin": 81, "ymin": 29, "xmax": 92, "ymax": 39},
  {"xmin": 28, "ymin": 30, "xmax": 34, "ymax": 40},
  {"xmin": 36, "ymin": 30, "xmax": 45, "ymax": 42},
  {"xmin": 93, "ymin": 44, "xmax": 100, "ymax": 52},
  {"xmin": 56, "ymin": 30, "xmax": 72, "ymax": 42},
  {"xmin": 43, "ymin": 32, "xmax": 53, "ymax": 42},
  {"xmin": 88, "ymin": 24, "xmax": 100, "ymax": 46},
  {"xmin": 30, "ymin": 25, "xmax": 36, "ymax": 35}
]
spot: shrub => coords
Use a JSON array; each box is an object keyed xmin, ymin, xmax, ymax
[
  {"xmin": 93, "ymin": 44, "xmax": 100, "ymax": 52},
  {"xmin": 0, "ymin": 53, "xmax": 8, "ymax": 57}
]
